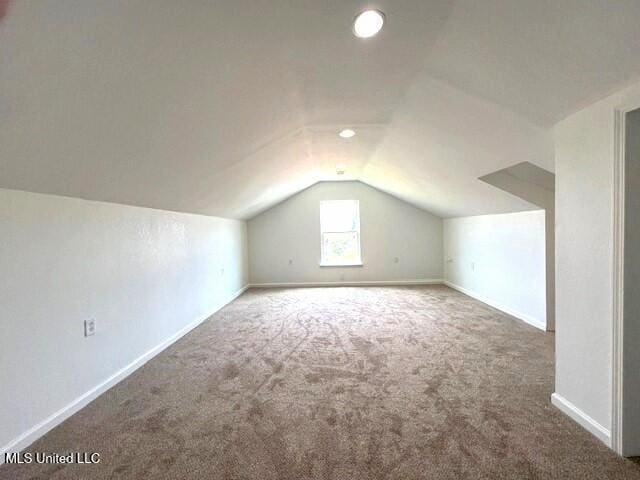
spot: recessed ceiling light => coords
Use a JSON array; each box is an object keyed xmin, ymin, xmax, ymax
[
  {"xmin": 352, "ymin": 10, "xmax": 385, "ymax": 38},
  {"xmin": 339, "ymin": 128, "xmax": 356, "ymax": 138}
]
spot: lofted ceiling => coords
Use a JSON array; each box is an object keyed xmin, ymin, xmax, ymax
[{"xmin": 1, "ymin": 0, "xmax": 639, "ymax": 219}]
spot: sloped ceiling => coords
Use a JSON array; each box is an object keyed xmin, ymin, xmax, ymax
[{"xmin": 1, "ymin": 0, "xmax": 639, "ymax": 219}]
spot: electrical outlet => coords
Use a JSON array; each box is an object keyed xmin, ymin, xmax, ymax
[{"xmin": 84, "ymin": 319, "xmax": 96, "ymax": 337}]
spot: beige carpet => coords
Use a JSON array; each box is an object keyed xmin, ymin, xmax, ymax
[{"xmin": 2, "ymin": 286, "xmax": 640, "ymax": 479}]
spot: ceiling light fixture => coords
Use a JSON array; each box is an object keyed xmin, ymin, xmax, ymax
[
  {"xmin": 352, "ymin": 9, "xmax": 385, "ymax": 38},
  {"xmin": 336, "ymin": 164, "xmax": 347, "ymax": 175},
  {"xmin": 339, "ymin": 128, "xmax": 356, "ymax": 138}
]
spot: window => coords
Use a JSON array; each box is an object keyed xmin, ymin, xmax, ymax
[{"xmin": 320, "ymin": 200, "xmax": 361, "ymax": 266}]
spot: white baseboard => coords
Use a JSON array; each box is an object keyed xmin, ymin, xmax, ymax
[
  {"xmin": 0, "ymin": 284, "xmax": 249, "ymax": 464},
  {"xmin": 551, "ymin": 393, "xmax": 611, "ymax": 446},
  {"xmin": 443, "ymin": 280, "xmax": 546, "ymax": 331},
  {"xmin": 248, "ymin": 279, "xmax": 444, "ymax": 288}
]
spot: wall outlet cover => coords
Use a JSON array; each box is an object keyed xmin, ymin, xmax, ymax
[{"xmin": 84, "ymin": 319, "xmax": 96, "ymax": 337}]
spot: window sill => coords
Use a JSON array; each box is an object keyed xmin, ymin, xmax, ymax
[{"xmin": 319, "ymin": 262, "xmax": 363, "ymax": 267}]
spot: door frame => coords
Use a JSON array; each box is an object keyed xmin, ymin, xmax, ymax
[{"xmin": 612, "ymin": 99, "xmax": 640, "ymax": 455}]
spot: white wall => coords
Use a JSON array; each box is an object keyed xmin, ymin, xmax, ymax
[
  {"xmin": 553, "ymin": 79, "xmax": 640, "ymax": 446},
  {"xmin": 443, "ymin": 211, "xmax": 547, "ymax": 330},
  {"xmin": 477, "ymin": 164, "xmax": 555, "ymax": 331},
  {"xmin": 0, "ymin": 188, "xmax": 249, "ymax": 455},
  {"xmin": 248, "ymin": 181, "xmax": 443, "ymax": 285}
]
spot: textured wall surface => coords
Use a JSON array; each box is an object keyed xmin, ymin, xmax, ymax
[
  {"xmin": 554, "ymin": 98, "xmax": 615, "ymax": 433},
  {"xmin": 0, "ymin": 188, "xmax": 248, "ymax": 452},
  {"xmin": 553, "ymin": 79, "xmax": 640, "ymax": 435},
  {"xmin": 248, "ymin": 181, "xmax": 443, "ymax": 284},
  {"xmin": 443, "ymin": 210, "xmax": 547, "ymax": 330}
]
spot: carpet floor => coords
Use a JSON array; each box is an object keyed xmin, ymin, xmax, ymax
[{"xmin": 2, "ymin": 286, "xmax": 640, "ymax": 479}]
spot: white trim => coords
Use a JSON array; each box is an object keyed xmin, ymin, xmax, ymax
[
  {"xmin": 319, "ymin": 262, "xmax": 363, "ymax": 267},
  {"xmin": 443, "ymin": 280, "xmax": 546, "ymax": 331},
  {"xmin": 249, "ymin": 279, "xmax": 443, "ymax": 288},
  {"xmin": 612, "ymin": 108, "xmax": 626, "ymax": 454},
  {"xmin": 551, "ymin": 393, "xmax": 612, "ymax": 447},
  {"xmin": 0, "ymin": 284, "xmax": 249, "ymax": 464}
]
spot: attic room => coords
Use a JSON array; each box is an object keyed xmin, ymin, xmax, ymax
[{"xmin": 1, "ymin": 1, "xmax": 639, "ymax": 479}]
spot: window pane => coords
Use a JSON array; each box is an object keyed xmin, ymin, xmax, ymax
[
  {"xmin": 320, "ymin": 200, "xmax": 359, "ymax": 232},
  {"xmin": 319, "ymin": 200, "xmax": 361, "ymax": 265},
  {"xmin": 322, "ymin": 232, "xmax": 360, "ymax": 264}
]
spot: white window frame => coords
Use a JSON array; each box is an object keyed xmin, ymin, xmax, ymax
[{"xmin": 319, "ymin": 200, "xmax": 362, "ymax": 267}]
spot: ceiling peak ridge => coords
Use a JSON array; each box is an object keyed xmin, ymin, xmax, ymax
[{"xmin": 242, "ymin": 121, "xmax": 391, "ymax": 161}]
